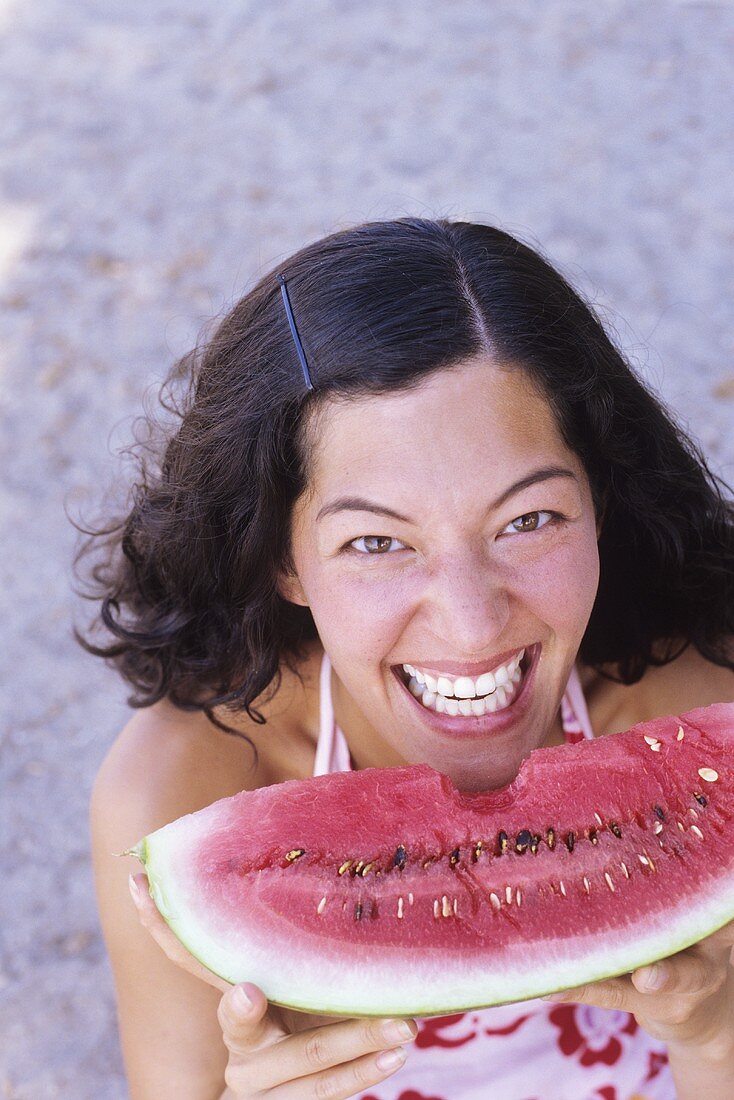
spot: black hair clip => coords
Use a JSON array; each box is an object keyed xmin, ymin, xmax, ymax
[{"xmin": 276, "ymin": 273, "xmax": 314, "ymax": 392}]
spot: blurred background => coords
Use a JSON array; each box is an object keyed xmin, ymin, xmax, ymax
[{"xmin": 1, "ymin": 1, "xmax": 733, "ymax": 1096}]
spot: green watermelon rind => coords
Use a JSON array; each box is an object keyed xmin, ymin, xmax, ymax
[{"xmin": 136, "ymin": 827, "xmax": 734, "ymax": 1018}]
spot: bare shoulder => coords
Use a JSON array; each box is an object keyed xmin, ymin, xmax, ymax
[
  {"xmin": 584, "ymin": 638, "xmax": 734, "ymax": 737},
  {"xmin": 88, "ymin": 652, "xmax": 321, "ymax": 1098}
]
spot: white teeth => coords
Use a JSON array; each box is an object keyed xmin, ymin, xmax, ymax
[
  {"xmin": 402, "ymin": 648, "xmax": 528, "ymax": 724},
  {"xmin": 475, "ymin": 670, "xmax": 496, "ymax": 695},
  {"xmin": 453, "ymin": 676, "xmax": 476, "ymax": 699},
  {"xmin": 407, "ymin": 674, "xmax": 519, "ymax": 718},
  {"xmin": 408, "ymin": 676, "xmax": 423, "ymax": 697},
  {"xmin": 436, "ymin": 675, "xmax": 454, "ymax": 697}
]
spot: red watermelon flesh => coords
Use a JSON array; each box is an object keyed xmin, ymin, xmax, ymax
[{"xmin": 130, "ymin": 702, "xmax": 734, "ymax": 1017}]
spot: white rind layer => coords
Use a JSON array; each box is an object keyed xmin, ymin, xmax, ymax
[{"xmin": 142, "ymin": 822, "xmax": 734, "ymax": 1018}]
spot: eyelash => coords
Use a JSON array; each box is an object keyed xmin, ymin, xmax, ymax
[{"xmin": 344, "ymin": 511, "xmax": 565, "ymax": 555}]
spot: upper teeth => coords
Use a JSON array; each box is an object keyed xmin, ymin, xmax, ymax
[{"xmin": 402, "ymin": 650, "xmax": 525, "ymax": 698}]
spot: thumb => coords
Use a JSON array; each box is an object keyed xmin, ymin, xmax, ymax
[{"xmin": 217, "ymin": 982, "xmax": 288, "ymax": 1054}]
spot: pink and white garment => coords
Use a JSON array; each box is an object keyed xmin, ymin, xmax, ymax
[{"xmin": 314, "ymin": 652, "xmax": 676, "ymax": 1100}]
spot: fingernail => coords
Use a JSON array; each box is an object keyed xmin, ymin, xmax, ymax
[
  {"xmin": 541, "ymin": 991, "xmax": 568, "ymax": 1001},
  {"xmin": 383, "ymin": 1019, "xmax": 415, "ymax": 1043},
  {"xmin": 638, "ymin": 964, "xmax": 666, "ymax": 991},
  {"xmin": 376, "ymin": 1047, "xmax": 407, "ymax": 1072},
  {"xmin": 234, "ymin": 985, "xmax": 253, "ymax": 1011},
  {"xmin": 128, "ymin": 874, "xmax": 140, "ymax": 902}
]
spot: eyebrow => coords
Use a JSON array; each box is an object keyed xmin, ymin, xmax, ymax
[{"xmin": 316, "ymin": 466, "xmax": 579, "ymax": 524}]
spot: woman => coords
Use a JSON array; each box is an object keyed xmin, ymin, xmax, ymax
[{"xmin": 84, "ymin": 218, "xmax": 734, "ymax": 1099}]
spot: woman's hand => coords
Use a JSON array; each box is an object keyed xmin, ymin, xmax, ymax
[
  {"xmin": 541, "ymin": 917, "xmax": 734, "ymax": 1060},
  {"xmin": 129, "ymin": 872, "xmax": 417, "ymax": 1098}
]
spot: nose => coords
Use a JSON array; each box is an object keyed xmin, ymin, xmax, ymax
[{"xmin": 423, "ymin": 550, "xmax": 511, "ymax": 657}]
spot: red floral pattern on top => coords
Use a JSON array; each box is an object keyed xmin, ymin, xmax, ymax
[
  {"xmin": 547, "ymin": 1003, "xmax": 639, "ymax": 1067},
  {"xmin": 362, "ymin": 1092, "xmax": 447, "ymax": 1100},
  {"xmin": 414, "ymin": 1013, "xmax": 476, "ymax": 1049}
]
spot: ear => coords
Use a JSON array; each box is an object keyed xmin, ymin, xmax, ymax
[{"xmin": 276, "ymin": 568, "xmax": 309, "ymax": 607}]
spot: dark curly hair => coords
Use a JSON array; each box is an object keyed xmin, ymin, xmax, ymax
[{"xmin": 75, "ymin": 217, "xmax": 734, "ymax": 758}]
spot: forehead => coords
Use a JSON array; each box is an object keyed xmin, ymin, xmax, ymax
[{"xmin": 303, "ymin": 359, "xmax": 582, "ymax": 498}]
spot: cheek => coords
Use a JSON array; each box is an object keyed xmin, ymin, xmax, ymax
[
  {"xmin": 306, "ymin": 570, "xmax": 414, "ymax": 664},
  {"xmin": 510, "ymin": 527, "xmax": 600, "ymax": 637}
]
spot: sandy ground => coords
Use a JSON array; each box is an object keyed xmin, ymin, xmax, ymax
[{"xmin": 1, "ymin": 2, "xmax": 733, "ymax": 1096}]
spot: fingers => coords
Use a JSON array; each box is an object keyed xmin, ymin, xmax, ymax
[
  {"xmin": 128, "ymin": 872, "xmax": 231, "ymax": 993},
  {"xmin": 221, "ymin": 999, "xmax": 417, "ymax": 1097}
]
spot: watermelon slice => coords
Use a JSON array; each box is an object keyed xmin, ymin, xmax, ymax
[{"xmin": 129, "ymin": 702, "xmax": 734, "ymax": 1017}]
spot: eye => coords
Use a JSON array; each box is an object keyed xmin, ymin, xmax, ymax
[
  {"xmin": 502, "ymin": 510, "xmax": 558, "ymax": 535},
  {"xmin": 347, "ymin": 535, "xmax": 407, "ymax": 555}
]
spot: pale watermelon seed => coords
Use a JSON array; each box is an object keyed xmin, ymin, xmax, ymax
[
  {"xmin": 583, "ymin": 876, "xmax": 590, "ymax": 894},
  {"xmin": 594, "ymin": 812, "xmax": 604, "ymax": 827},
  {"xmin": 690, "ymin": 825, "xmax": 704, "ymax": 839},
  {"xmin": 559, "ymin": 880, "xmax": 567, "ymax": 897},
  {"xmin": 433, "ymin": 899, "xmax": 440, "ymax": 919},
  {"xmin": 620, "ymin": 861, "xmax": 630, "ymax": 878},
  {"xmin": 489, "ymin": 891, "xmax": 501, "ymax": 910},
  {"xmin": 677, "ymin": 821, "xmax": 686, "ymax": 832},
  {"xmin": 677, "ymin": 726, "xmax": 685, "ymax": 740},
  {"xmin": 441, "ymin": 895, "xmax": 452, "ymax": 918},
  {"xmin": 285, "ymin": 848, "xmax": 305, "ymax": 862},
  {"xmin": 654, "ymin": 822, "xmax": 664, "ymax": 834},
  {"xmin": 397, "ymin": 897, "xmax": 404, "ymax": 919},
  {"xmin": 698, "ymin": 767, "xmax": 719, "ymax": 782},
  {"xmin": 505, "ymin": 885, "xmax": 513, "ymax": 904},
  {"xmin": 689, "ymin": 807, "xmax": 699, "ymax": 819},
  {"xmin": 338, "ymin": 861, "xmax": 352, "ymax": 875},
  {"xmin": 408, "ymin": 892, "xmax": 414, "ymax": 905},
  {"xmin": 317, "ymin": 896, "xmax": 327, "ymax": 915},
  {"xmin": 516, "ymin": 888, "xmax": 522, "ymax": 906},
  {"xmin": 604, "ymin": 872, "xmax": 615, "ymax": 892}
]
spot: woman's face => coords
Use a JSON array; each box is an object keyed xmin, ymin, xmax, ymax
[{"xmin": 281, "ymin": 357, "xmax": 601, "ymax": 791}]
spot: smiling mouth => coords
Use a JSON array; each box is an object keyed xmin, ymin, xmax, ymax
[{"xmin": 394, "ymin": 647, "xmax": 534, "ymax": 718}]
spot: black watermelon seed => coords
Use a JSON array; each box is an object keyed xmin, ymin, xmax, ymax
[
  {"xmin": 654, "ymin": 806, "xmax": 666, "ymax": 822},
  {"xmin": 515, "ymin": 830, "xmax": 532, "ymax": 854},
  {"xmin": 497, "ymin": 830, "xmax": 508, "ymax": 855},
  {"xmin": 565, "ymin": 832, "xmax": 575, "ymax": 852},
  {"xmin": 354, "ymin": 902, "xmax": 363, "ymax": 921},
  {"xmin": 393, "ymin": 845, "xmax": 407, "ymax": 870},
  {"xmin": 471, "ymin": 841, "xmax": 483, "ymax": 862},
  {"xmin": 530, "ymin": 834, "xmax": 541, "ymax": 854},
  {"xmin": 546, "ymin": 827, "xmax": 556, "ymax": 851},
  {"xmin": 450, "ymin": 847, "xmax": 461, "ymax": 866},
  {"xmin": 588, "ymin": 828, "xmax": 599, "ymax": 845},
  {"xmin": 609, "ymin": 822, "xmax": 623, "ymax": 838},
  {"xmin": 694, "ymin": 793, "xmax": 708, "ymax": 807}
]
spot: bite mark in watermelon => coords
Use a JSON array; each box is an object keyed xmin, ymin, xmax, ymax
[{"xmin": 128, "ymin": 702, "xmax": 734, "ymax": 1017}]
